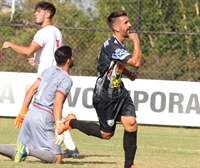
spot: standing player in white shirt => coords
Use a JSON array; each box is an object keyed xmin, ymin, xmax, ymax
[{"xmin": 1, "ymin": 1, "xmax": 79, "ymax": 158}]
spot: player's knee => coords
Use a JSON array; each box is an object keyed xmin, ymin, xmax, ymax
[
  {"xmin": 101, "ymin": 131, "xmax": 114, "ymax": 140},
  {"xmin": 125, "ymin": 120, "xmax": 138, "ymax": 132}
]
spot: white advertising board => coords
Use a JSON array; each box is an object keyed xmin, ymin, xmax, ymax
[{"xmin": 0, "ymin": 72, "xmax": 199, "ymax": 127}]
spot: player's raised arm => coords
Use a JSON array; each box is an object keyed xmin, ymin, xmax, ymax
[{"xmin": 126, "ymin": 33, "xmax": 142, "ymax": 68}]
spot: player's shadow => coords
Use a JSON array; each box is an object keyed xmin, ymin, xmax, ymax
[
  {"xmin": 66, "ymin": 154, "xmax": 112, "ymax": 159},
  {"xmin": 62, "ymin": 154, "xmax": 116, "ymax": 165}
]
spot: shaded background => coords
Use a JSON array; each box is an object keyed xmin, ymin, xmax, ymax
[{"xmin": 1, "ymin": 0, "xmax": 200, "ymax": 81}]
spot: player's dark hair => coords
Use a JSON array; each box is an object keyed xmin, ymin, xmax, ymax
[
  {"xmin": 35, "ymin": 1, "xmax": 56, "ymax": 19},
  {"xmin": 107, "ymin": 10, "xmax": 127, "ymax": 31},
  {"xmin": 55, "ymin": 46, "xmax": 72, "ymax": 66}
]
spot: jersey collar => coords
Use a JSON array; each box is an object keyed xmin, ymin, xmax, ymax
[
  {"xmin": 42, "ymin": 24, "xmax": 53, "ymax": 28},
  {"xmin": 112, "ymin": 35, "xmax": 126, "ymax": 48}
]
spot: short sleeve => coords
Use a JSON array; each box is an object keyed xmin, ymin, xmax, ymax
[
  {"xmin": 33, "ymin": 29, "xmax": 44, "ymax": 47},
  {"xmin": 57, "ymin": 76, "xmax": 73, "ymax": 96},
  {"xmin": 112, "ymin": 48, "xmax": 132, "ymax": 64}
]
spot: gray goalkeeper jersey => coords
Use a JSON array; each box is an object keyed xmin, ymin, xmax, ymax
[
  {"xmin": 17, "ymin": 65, "xmax": 72, "ymax": 154},
  {"xmin": 34, "ymin": 66, "xmax": 73, "ymax": 113}
]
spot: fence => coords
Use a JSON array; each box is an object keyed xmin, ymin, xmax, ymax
[{"xmin": 0, "ymin": 0, "xmax": 200, "ymax": 81}]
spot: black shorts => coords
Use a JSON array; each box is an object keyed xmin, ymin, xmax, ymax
[{"xmin": 93, "ymin": 87, "xmax": 136, "ymax": 133}]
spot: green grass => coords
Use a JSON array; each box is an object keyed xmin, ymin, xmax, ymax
[{"xmin": 0, "ymin": 118, "xmax": 200, "ymax": 168}]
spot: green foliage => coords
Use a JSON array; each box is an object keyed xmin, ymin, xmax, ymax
[
  {"xmin": 137, "ymin": 0, "xmax": 200, "ymax": 81},
  {"xmin": 0, "ymin": 26, "xmax": 13, "ymax": 39}
]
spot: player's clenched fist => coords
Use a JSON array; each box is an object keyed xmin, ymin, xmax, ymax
[
  {"xmin": 15, "ymin": 107, "xmax": 28, "ymax": 129},
  {"xmin": 2, "ymin": 41, "xmax": 11, "ymax": 50},
  {"xmin": 129, "ymin": 33, "xmax": 140, "ymax": 44}
]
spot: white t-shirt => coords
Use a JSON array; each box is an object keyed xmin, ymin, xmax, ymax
[{"xmin": 33, "ymin": 25, "xmax": 62, "ymax": 75}]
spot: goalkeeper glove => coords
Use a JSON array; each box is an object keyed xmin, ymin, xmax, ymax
[
  {"xmin": 54, "ymin": 121, "xmax": 64, "ymax": 145},
  {"xmin": 14, "ymin": 107, "xmax": 28, "ymax": 129}
]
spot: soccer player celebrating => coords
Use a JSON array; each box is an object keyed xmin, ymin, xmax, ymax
[{"xmin": 58, "ymin": 10, "xmax": 142, "ymax": 168}]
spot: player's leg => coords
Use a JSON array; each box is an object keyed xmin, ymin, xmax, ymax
[
  {"xmin": 68, "ymin": 98, "xmax": 116, "ymax": 140},
  {"xmin": 15, "ymin": 142, "xmax": 57, "ymax": 164},
  {"xmin": 62, "ymin": 130, "xmax": 79, "ymax": 158},
  {"xmin": 58, "ymin": 95, "xmax": 116, "ymax": 139},
  {"xmin": 1, "ymin": 142, "xmax": 56, "ymax": 163},
  {"xmin": 17, "ymin": 107, "xmax": 62, "ymax": 164},
  {"xmin": 28, "ymin": 148, "xmax": 57, "ymax": 163},
  {"xmin": 69, "ymin": 119, "xmax": 102, "ymax": 138},
  {"xmin": 31, "ymin": 109, "xmax": 63, "ymax": 164},
  {"xmin": 59, "ymin": 113, "xmax": 108, "ymax": 139},
  {"xmin": 58, "ymin": 97, "xmax": 102, "ymax": 138},
  {"xmin": 68, "ymin": 117, "xmax": 114, "ymax": 139},
  {"xmin": 14, "ymin": 143, "xmax": 57, "ymax": 163},
  {"xmin": 120, "ymin": 91, "xmax": 138, "ymax": 168},
  {"xmin": 15, "ymin": 108, "xmax": 35, "ymax": 163},
  {"xmin": 121, "ymin": 116, "xmax": 137, "ymax": 168},
  {"xmin": 0, "ymin": 144, "xmax": 16, "ymax": 160}
]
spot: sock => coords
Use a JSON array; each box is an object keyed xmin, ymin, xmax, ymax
[
  {"xmin": 123, "ymin": 130, "xmax": 137, "ymax": 168},
  {"xmin": 0, "ymin": 144, "xmax": 16, "ymax": 160},
  {"xmin": 28, "ymin": 148, "xmax": 56, "ymax": 163},
  {"xmin": 64, "ymin": 130, "xmax": 76, "ymax": 150},
  {"xmin": 70, "ymin": 120, "xmax": 102, "ymax": 138}
]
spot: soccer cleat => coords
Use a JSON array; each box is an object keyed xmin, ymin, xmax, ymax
[
  {"xmin": 57, "ymin": 113, "xmax": 76, "ymax": 135},
  {"xmin": 62, "ymin": 147, "xmax": 79, "ymax": 158},
  {"xmin": 14, "ymin": 142, "xmax": 27, "ymax": 163}
]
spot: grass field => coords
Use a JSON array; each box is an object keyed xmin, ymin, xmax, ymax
[{"xmin": 0, "ymin": 117, "xmax": 199, "ymax": 168}]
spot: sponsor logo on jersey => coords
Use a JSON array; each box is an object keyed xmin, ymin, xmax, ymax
[{"xmin": 112, "ymin": 49, "xmax": 129, "ymax": 60}]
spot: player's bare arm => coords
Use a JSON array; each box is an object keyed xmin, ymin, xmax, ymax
[
  {"xmin": 53, "ymin": 92, "xmax": 66, "ymax": 121},
  {"xmin": 14, "ymin": 79, "xmax": 40, "ymax": 129},
  {"xmin": 126, "ymin": 33, "xmax": 142, "ymax": 68},
  {"xmin": 2, "ymin": 41, "xmax": 40, "ymax": 57},
  {"xmin": 123, "ymin": 67, "xmax": 137, "ymax": 81},
  {"xmin": 53, "ymin": 92, "xmax": 66, "ymax": 146},
  {"xmin": 22, "ymin": 79, "xmax": 40, "ymax": 108}
]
